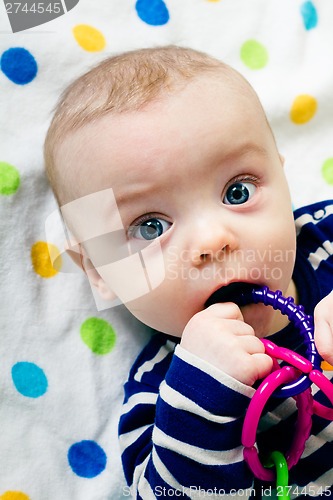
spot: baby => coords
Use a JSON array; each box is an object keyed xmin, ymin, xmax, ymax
[{"xmin": 44, "ymin": 46, "xmax": 333, "ymax": 498}]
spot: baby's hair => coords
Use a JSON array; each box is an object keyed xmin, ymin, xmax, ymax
[{"xmin": 44, "ymin": 45, "xmax": 263, "ymax": 206}]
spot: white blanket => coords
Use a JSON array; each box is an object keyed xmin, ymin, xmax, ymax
[{"xmin": 0, "ymin": 0, "xmax": 332, "ymax": 499}]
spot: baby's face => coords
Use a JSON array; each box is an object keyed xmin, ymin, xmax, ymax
[{"xmin": 58, "ymin": 76, "xmax": 296, "ymax": 338}]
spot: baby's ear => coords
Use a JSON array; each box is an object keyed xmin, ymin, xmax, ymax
[
  {"xmin": 64, "ymin": 238, "xmax": 116, "ymax": 301},
  {"xmin": 64, "ymin": 238, "xmax": 84, "ymax": 270}
]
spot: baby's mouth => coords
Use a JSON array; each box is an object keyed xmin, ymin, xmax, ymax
[{"xmin": 204, "ymin": 282, "xmax": 261, "ymax": 308}]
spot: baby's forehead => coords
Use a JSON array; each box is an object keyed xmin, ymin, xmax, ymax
[{"xmin": 56, "ymin": 72, "xmax": 268, "ymax": 203}]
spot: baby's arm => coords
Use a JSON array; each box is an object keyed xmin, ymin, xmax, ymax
[
  {"xmin": 314, "ymin": 291, "xmax": 333, "ymax": 365},
  {"xmin": 181, "ymin": 303, "xmax": 273, "ymax": 386},
  {"xmin": 119, "ymin": 333, "xmax": 256, "ymax": 498}
]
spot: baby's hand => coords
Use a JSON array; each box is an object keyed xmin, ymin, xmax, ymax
[
  {"xmin": 180, "ymin": 303, "xmax": 273, "ymax": 386},
  {"xmin": 314, "ymin": 291, "xmax": 333, "ymax": 366}
]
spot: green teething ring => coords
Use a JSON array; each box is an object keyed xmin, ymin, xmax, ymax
[{"xmin": 264, "ymin": 451, "xmax": 290, "ymax": 500}]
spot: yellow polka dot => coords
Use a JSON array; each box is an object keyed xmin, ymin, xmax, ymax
[
  {"xmin": 290, "ymin": 94, "xmax": 317, "ymax": 124},
  {"xmin": 73, "ymin": 25, "xmax": 106, "ymax": 52},
  {"xmin": 0, "ymin": 493, "xmax": 31, "ymax": 500},
  {"xmin": 31, "ymin": 241, "xmax": 62, "ymax": 278}
]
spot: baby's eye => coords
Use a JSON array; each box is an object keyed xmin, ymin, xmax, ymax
[
  {"xmin": 131, "ymin": 217, "xmax": 172, "ymax": 240},
  {"xmin": 223, "ymin": 181, "xmax": 256, "ymax": 205}
]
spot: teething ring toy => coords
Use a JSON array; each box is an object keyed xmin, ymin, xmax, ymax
[
  {"xmin": 241, "ymin": 286, "xmax": 333, "ymax": 482},
  {"xmin": 261, "ymin": 338, "xmax": 333, "ymax": 419},
  {"xmin": 309, "ymin": 370, "xmax": 333, "ymax": 420},
  {"xmin": 248, "ymin": 287, "xmax": 322, "ymax": 397},
  {"xmin": 242, "ymin": 366, "xmax": 313, "ymax": 481},
  {"xmin": 264, "ymin": 451, "xmax": 290, "ymax": 500}
]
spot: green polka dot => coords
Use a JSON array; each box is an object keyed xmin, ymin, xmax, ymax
[
  {"xmin": 0, "ymin": 162, "xmax": 20, "ymax": 195},
  {"xmin": 240, "ymin": 40, "xmax": 268, "ymax": 70},
  {"xmin": 80, "ymin": 317, "xmax": 116, "ymax": 355},
  {"xmin": 322, "ymin": 158, "xmax": 333, "ymax": 185}
]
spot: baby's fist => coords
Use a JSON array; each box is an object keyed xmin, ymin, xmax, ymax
[{"xmin": 181, "ymin": 303, "xmax": 273, "ymax": 386}]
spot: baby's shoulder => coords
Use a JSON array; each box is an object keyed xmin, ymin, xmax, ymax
[{"xmin": 294, "ymin": 200, "xmax": 333, "ymax": 240}]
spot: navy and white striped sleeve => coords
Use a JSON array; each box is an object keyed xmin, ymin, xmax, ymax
[
  {"xmin": 294, "ymin": 200, "xmax": 333, "ymax": 298},
  {"xmin": 118, "ymin": 335, "xmax": 255, "ymax": 498}
]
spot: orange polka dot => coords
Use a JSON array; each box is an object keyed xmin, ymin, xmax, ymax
[{"xmin": 321, "ymin": 360, "xmax": 333, "ymax": 371}]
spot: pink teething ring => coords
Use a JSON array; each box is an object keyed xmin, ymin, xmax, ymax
[{"xmin": 242, "ymin": 366, "xmax": 313, "ymax": 481}]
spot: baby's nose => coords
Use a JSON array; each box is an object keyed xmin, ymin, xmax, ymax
[{"xmin": 189, "ymin": 220, "xmax": 238, "ymax": 266}]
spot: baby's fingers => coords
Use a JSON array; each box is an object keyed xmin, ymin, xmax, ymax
[
  {"xmin": 250, "ymin": 353, "xmax": 273, "ymax": 385},
  {"xmin": 314, "ymin": 318, "xmax": 333, "ymax": 366},
  {"xmin": 314, "ymin": 292, "xmax": 333, "ymax": 366}
]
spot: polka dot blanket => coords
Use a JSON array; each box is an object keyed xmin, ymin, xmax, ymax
[{"xmin": 0, "ymin": 1, "xmax": 332, "ymax": 499}]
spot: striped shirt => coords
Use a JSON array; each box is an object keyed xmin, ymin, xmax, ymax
[{"xmin": 119, "ymin": 200, "xmax": 333, "ymax": 499}]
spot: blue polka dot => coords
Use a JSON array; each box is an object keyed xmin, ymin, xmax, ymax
[
  {"xmin": 12, "ymin": 362, "xmax": 48, "ymax": 398},
  {"xmin": 135, "ymin": 0, "xmax": 169, "ymax": 26},
  {"xmin": 1, "ymin": 47, "xmax": 38, "ymax": 85},
  {"xmin": 300, "ymin": 1, "xmax": 318, "ymax": 30},
  {"xmin": 68, "ymin": 440, "xmax": 107, "ymax": 478}
]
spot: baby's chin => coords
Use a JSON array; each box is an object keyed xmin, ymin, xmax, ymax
[{"xmin": 125, "ymin": 303, "xmax": 183, "ymax": 338}]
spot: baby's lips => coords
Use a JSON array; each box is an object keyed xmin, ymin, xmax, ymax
[{"xmin": 204, "ymin": 281, "xmax": 262, "ymax": 308}]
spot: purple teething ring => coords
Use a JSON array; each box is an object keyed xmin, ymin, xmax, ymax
[
  {"xmin": 242, "ymin": 366, "xmax": 313, "ymax": 480},
  {"xmin": 243, "ymin": 286, "xmax": 322, "ymax": 397}
]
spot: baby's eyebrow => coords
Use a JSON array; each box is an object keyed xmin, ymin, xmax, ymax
[
  {"xmin": 115, "ymin": 184, "xmax": 156, "ymax": 208},
  {"xmin": 222, "ymin": 142, "xmax": 269, "ymax": 162}
]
